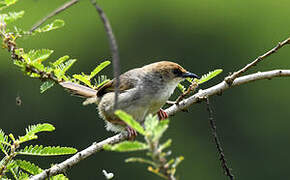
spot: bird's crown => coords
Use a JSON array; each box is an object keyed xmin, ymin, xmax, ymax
[{"xmin": 142, "ymin": 61, "xmax": 187, "ymax": 76}]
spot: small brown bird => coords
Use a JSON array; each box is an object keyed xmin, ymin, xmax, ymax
[{"xmin": 60, "ymin": 61, "xmax": 198, "ymax": 139}]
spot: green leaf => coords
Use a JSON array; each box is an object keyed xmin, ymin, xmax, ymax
[
  {"xmin": 15, "ymin": 160, "xmax": 43, "ymax": 175},
  {"xmin": 144, "ymin": 114, "xmax": 159, "ymax": 133},
  {"xmin": 40, "ymin": 81, "xmax": 55, "ymax": 93},
  {"xmin": 114, "ymin": 110, "xmax": 145, "ymax": 135},
  {"xmin": 158, "ymin": 139, "xmax": 172, "ymax": 152},
  {"xmin": 153, "ymin": 120, "xmax": 169, "ymax": 141},
  {"xmin": 0, "ymin": 134, "xmax": 10, "ymax": 156},
  {"xmin": 13, "ymin": 26, "xmax": 30, "ymax": 36},
  {"xmin": 72, "ymin": 74, "xmax": 92, "ymax": 87},
  {"xmin": 193, "ymin": 69, "xmax": 223, "ymax": 84},
  {"xmin": 25, "ymin": 123, "xmax": 55, "ymax": 135},
  {"xmin": 125, "ymin": 157, "xmax": 156, "ymax": 167},
  {"xmin": 13, "ymin": 60, "xmax": 25, "ymax": 68},
  {"xmin": 20, "ymin": 49, "xmax": 53, "ymax": 65},
  {"xmin": 177, "ymin": 83, "xmax": 186, "ymax": 93},
  {"xmin": 96, "ymin": 75, "xmax": 110, "ymax": 88},
  {"xmin": 0, "ymin": 11, "xmax": 24, "ymax": 23},
  {"xmin": 18, "ymin": 170, "xmax": 29, "ymax": 179},
  {"xmin": 50, "ymin": 174, "xmax": 69, "ymax": 180},
  {"xmin": 17, "ymin": 145, "xmax": 77, "ymax": 156},
  {"xmin": 21, "ymin": 53, "xmax": 31, "ymax": 63},
  {"xmin": 14, "ymin": 48, "xmax": 24, "ymax": 57},
  {"xmin": 89, "ymin": 61, "xmax": 111, "ymax": 79},
  {"xmin": 17, "ymin": 133, "xmax": 38, "ymax": 143},
  {"xmin": 35, "ymin": 19, "xmax": 65, "ymax": 33},
  {"xmin": 172, "ymin": 156, "xmax": 184, "ymax": 168},
  {"xmin": 9, "ymin": 133, "xmax": 16, "ymax": 142},
  {"xmin": 26, "ymin": 71, "xmax": 40, "ymax": 78},
  {"xmin": 165, "ymin": 158, "xmax": 175, "ymax": 167},
  {"xmin": 6, "ymin": 160, "xmax": 16, "ymax": 170},
  {"xmin": 18, "ymin": 123, "xmax": 55, "ymax": 143},
  {"xmin": 51, "ymin": 55, "xmax": 69, "ymax": 67},
  {"xmin": 61, "ymin": 59, "xmax": 76, "ymax": 74},
  {"xmin": 104, "ymin": 141, "xmax": 148, "ymax": 152},
  {"xmin": 0, "ymin": 129, "xmax": 5, "ymax": 144},
  {"xmin": 147, "ymin": 166, "xmax": 168, "ymax": 179},
  {"xmin": 28, "ymin": 49, "xmax": 53, "ymax": 63},
  {"xmin": 9, "ymin": 166, "xmax": 30, "ymax": 180},
  {"xmin": 0, "ymin": 0, "xmax": 18, "ymax": 9},
  {"xmin": 30, "ymin": 61, "xmax": 45, "ymax": 71}
]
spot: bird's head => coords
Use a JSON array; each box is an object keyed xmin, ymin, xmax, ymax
[{"xmin": 142, "ymin": 61, "xmax": 199, "ymax": 83}]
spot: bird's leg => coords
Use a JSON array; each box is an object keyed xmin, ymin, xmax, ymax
[
  {"xmin": 157, "ymin": 108, "xmax": 168, "ymax": 120},
  {"xmin": 125, "ymin": 126, "xmax": 137, "ymax": 141}
]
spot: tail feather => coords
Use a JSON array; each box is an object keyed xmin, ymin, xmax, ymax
[{"xmin": 60, "ymin": 81, "xmax": 97, "ymax": 98}]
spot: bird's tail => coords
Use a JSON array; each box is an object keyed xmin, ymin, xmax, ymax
[{"xmin": 59, "ymin": 81, "xmax": 99, "ymax": 105}]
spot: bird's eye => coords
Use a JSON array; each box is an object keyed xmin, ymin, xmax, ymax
[{"xmin": 172, "ymin": 68, "xmax": 182, "ymax": 76}]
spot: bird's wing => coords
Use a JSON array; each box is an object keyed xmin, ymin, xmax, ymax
[
  {"xmin": 60, "ymin": 81, "xmax": 97, "ymax": 98},
  {"xmin": 97, "ymin": 69, "xmax": 139, "ymax": 97},
  {"xmin": 60, "ymin": 68, "xmax": 140, "ymax": 98}
]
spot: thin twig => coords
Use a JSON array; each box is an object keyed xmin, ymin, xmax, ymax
[
  {"xmin": 30, "ymin": 0, "xmax": 79, "ymax": 32},
  {"xmin": 225, "ymin": 37, "xmax": 290, "ymax": 85},
  {"xmin": 91, "ymin": 0, "xmax": 120, "ymax": 110},
  {"xmin": 146, "ymin": 136, "xmax": 176, "ymax": 180},
  {"xmin": 166, "ymin": 100, "xmax": 176, "ymax": 105},
  {"xmin": 206, "ymin": 98, "xmax": 234, "ymax": 180},
  {"xmin": 175, "ymin": 81, "xmax": 198, "ymax": 104},
  {"xmin": 29, "ymin": 69, "xmax": 290, "ymax": 180},
  {"xmin": 0, "ymin": 143, "xmax": 18, "ymax": 177}
]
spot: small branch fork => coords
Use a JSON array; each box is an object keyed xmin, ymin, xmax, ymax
[
  {"xmin": 91, "ymin": 0, "xmax": 121, "ymax": 110},
  {"xmin": 225, "ymin": 37, "xmax": 290, "ymax": 85},
  {"xmin": 175, "ymin": 82, "xmax": 198, "ymax": 104},
  {"xmin": 30, "ymin": 0, "xmax": 79, "ymax": 32},
  {"xmin": 205, "ymin": 98, "xmax": 234, "ymax": 180}
]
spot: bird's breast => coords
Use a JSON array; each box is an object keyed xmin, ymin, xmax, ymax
[{"xmin": 146, "ymin": 79, "xmax": 180, "ymax": 114}]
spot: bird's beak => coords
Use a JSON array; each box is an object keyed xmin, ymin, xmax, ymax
[{"xmin": 182, "ymin": 72, "xmax": 199, "ymax": 79}]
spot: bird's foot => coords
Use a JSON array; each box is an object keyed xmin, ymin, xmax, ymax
[
  {"xmin": 125, "ymin": 126, "xmax": 137, "ymax": 141},
  {"xmin": 157, "ymin": 108, "xmax": 168, "ymax": 120}
]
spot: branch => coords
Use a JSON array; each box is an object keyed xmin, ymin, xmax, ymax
[
  {"xmin": 30, "ymin": 0, "xmax": 79, "ymax": 32},
  {"xmin": 29, "ymin": 69, "xmax": 290, "ymax": 180},
  {"xmin": 91, "ymin": 0, "xmax": 121, "ymax": 110},
  {"xmin": 206, "ymin": 98, "xmax": 234, "ymax": 180},
  {"xmin": 29, "ymin": 133, "xmax": 128, "ymax": 180},
  {"xmin": 166, "ymin": 69, "xmax": 290, "ymax": 116},
  {"xmin": 1, "ymin": 30, "xmax": 59, "ymax": 83},
  {"xmin": 225, "ymin": 37, "xmax": 290, "ymax": 84}
]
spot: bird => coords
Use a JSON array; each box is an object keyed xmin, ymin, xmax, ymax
[{"xmin": 60, "ymin": 61, "xmax": 198, "ymax": 139}]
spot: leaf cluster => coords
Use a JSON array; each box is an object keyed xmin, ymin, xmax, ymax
[
  {"xmin": 0, "ymin": 0, "xmax": 110, "ymax": 94},
  {"xmin": 104, "ymin": 111, "xmax": 183, "ymax": 179},
  {"xmin": 177, "ymin": 69, "xmax": 223, "ymax": 93},
  {"xmin": 0, "ymin": 123, "xmax": 77, "ymax": 179}
]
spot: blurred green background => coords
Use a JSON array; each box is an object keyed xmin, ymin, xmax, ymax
[{"xmin": 1, "ymin": 0, "xmax": 290, "ymax": 179}]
